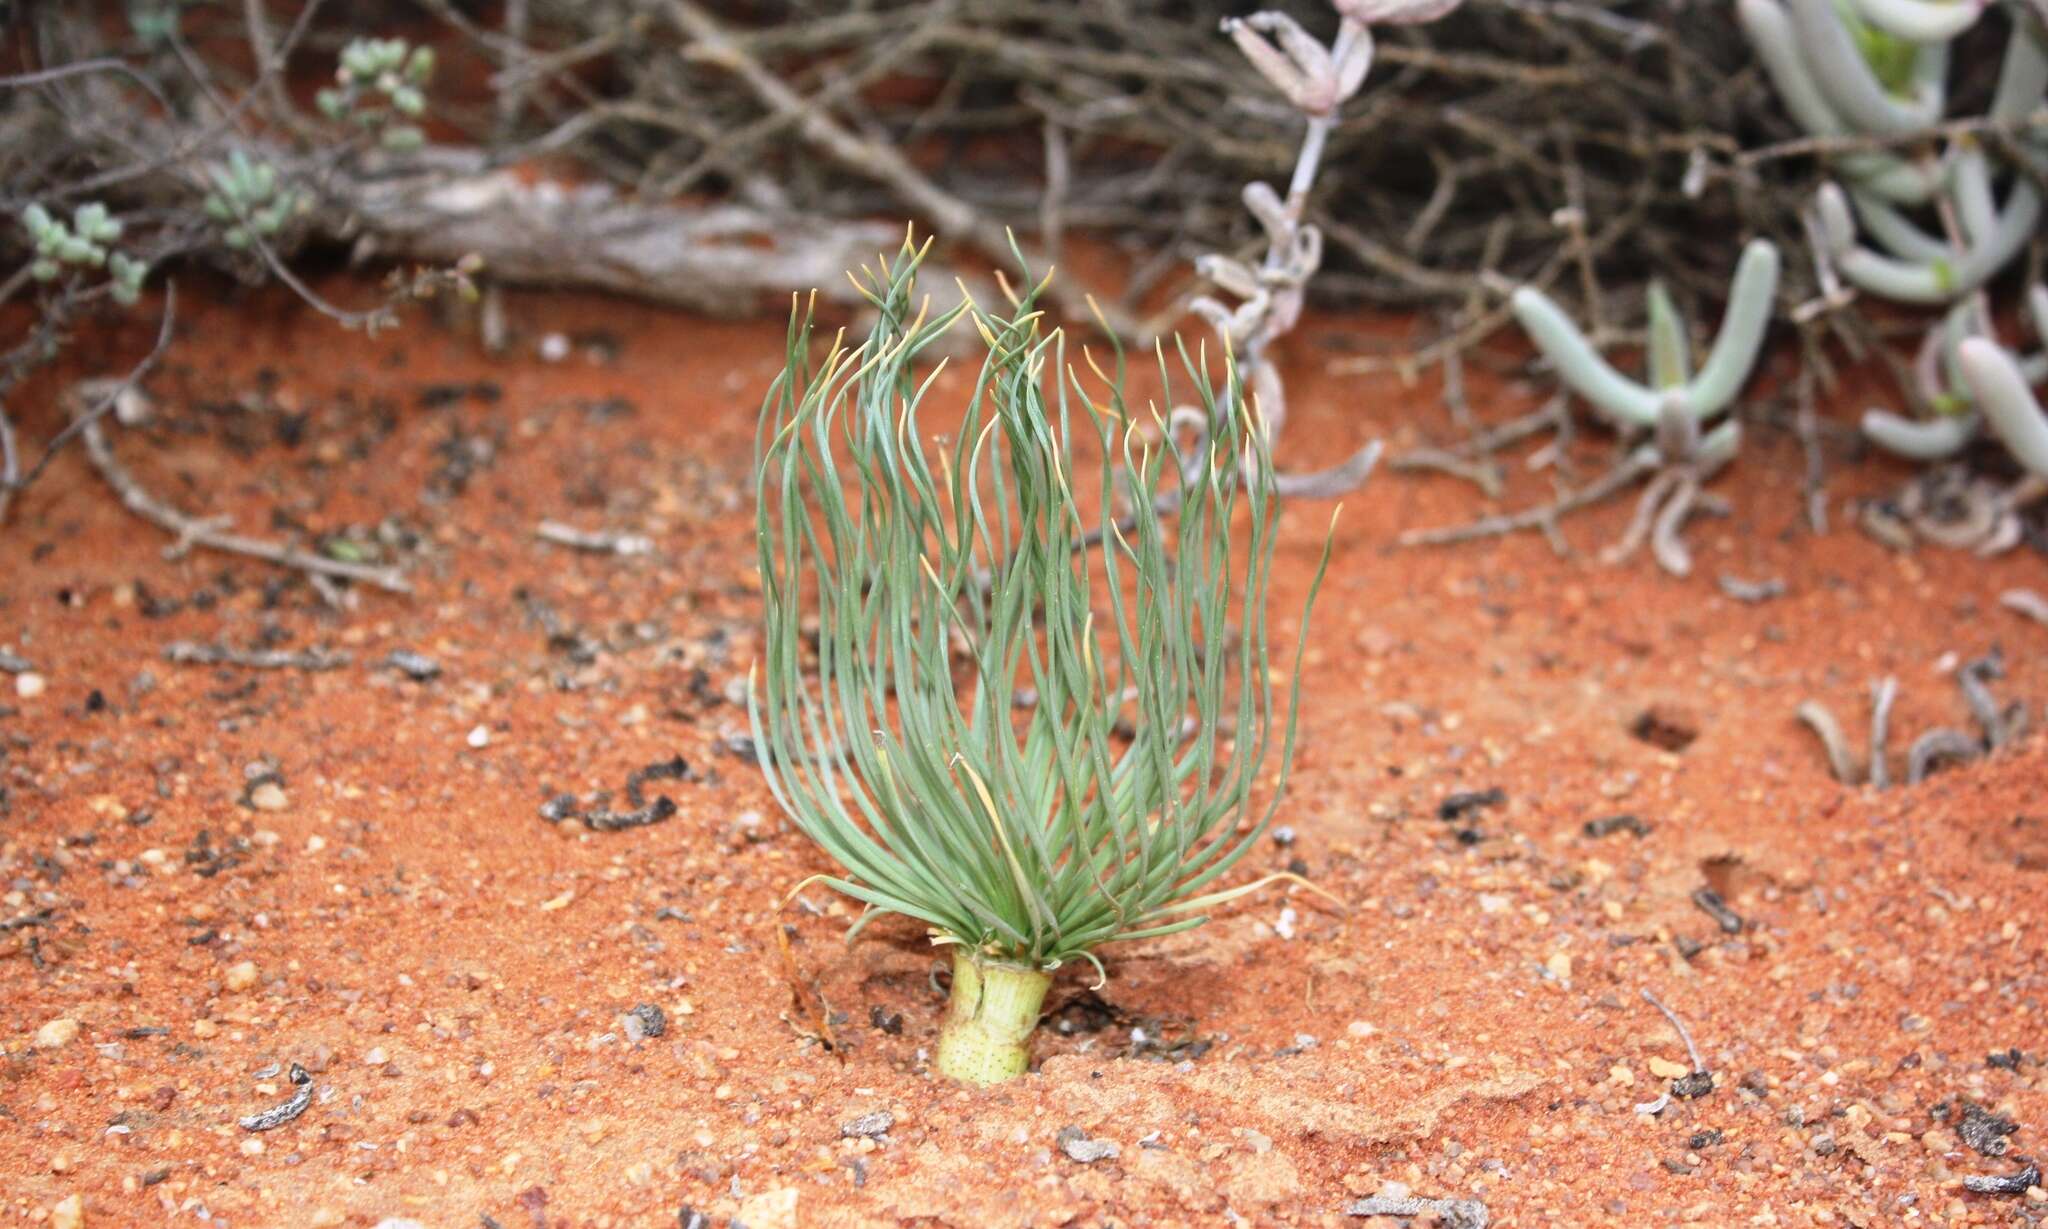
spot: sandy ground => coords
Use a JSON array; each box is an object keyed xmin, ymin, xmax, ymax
[{"xmin": 2, "ymin": 280, "xmax": 2045, "ymax": 1228}]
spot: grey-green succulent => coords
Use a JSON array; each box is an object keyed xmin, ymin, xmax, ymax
[
  {"xmin": 203, "ymin": 151, "xmax": 301, "ymax": 250},
  {"xmin": 20, "ymin": 202, "xmax": 149, "ymax": 305},
  {"xmin": 1738, "ymin": 0, "xmax": 2048, "ymax": 507},
  {"xmin": 1510, "ymin": 239, "xmax": 1782, "ymax": 432},
  {"xmin": 318, "ymin": 37, "xmax": 436, "ymax": 152}
]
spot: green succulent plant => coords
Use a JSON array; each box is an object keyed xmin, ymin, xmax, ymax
[
  {"xmin": 1510, "ymin": 239, "xmax": 1781, "ymax": 431},
  {"xmin": 751, "ymin": 235, "xmax": 1333, "ymax": 1083},
  {"xmin": 20, "ymin": 201, "xmax": 148, "ymax": 305},
  {"xmin": 203, "ymin": 151, "xmax": 301, "ymax": 249},
  {"xmin": 1741, "ymin": 0, "xmax": 2048, "ymax": 498},
  {"xmin": 317, "ymin": 37, "xmax": 436, "ymax": 152},
  {"xmin": 126, "ymin": 0, "xmax": 198, "ymax": 46}
]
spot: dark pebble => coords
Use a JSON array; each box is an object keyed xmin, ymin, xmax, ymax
[
  {"xmin": 624, "ymin": 1003, "xmax": 666, "ymax": 1040},
  {"xmin": 1963, "ymin": 1162, "xmax": 2040, "ymax": 1195},
  {"xmin": 1438, "ymin": 788, "xmax": 1506, "ymax": 821},
  {"xmin": 384, "ymin": 650, "xmax": 442, "ymax": 681},
  {"xmin": 1584, "ymin": 814, "xmax": 1650, "ymax": 839},
  {"xmin": 1690, "ymin": 887, "xmax": 1743, "ymax": 934},
  {"xmin": 1958, "ymin": 1102, "xmax": 2017, "ymax": 1156}
]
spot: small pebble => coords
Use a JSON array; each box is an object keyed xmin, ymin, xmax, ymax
[
  {"xmin": 50, "ymin": 1195, "xmax": 84, "ymax": 1229},
  {"xmin": 622, "ymin": 1004, "xmax": 666, "ymax": 1042},
  {"xmin": 224, "ymin": 961, "xmax": 259, "ymax": 993},
  {"xmin": 735, "ymin": 1189, "xmax": 798, "ymax": 1229},
  {"xmin": 1648, "ymin": 1056, "xmax": 1690, "ymax": 1080},
  {"xmin": 384, "ymin": 650, "xmax": 441, "ymax": 681},
  {"xmin": 1056, "ymin": 1126, "xmax": 1120, "ymax": 1164},
  {"xmin": 248, "ymin": 781, "xmax": 288, "ymax": 812},
  {"xmin": 466, "ymin": 725, "xmax": 490, "ymax": 749},
  {"xmin": 538, "ymin": 333, "xmax": 571, "ymax": 362},
  {"xmin": 36, "ymin": 1017, "xmax": 81, "ymax": 1049},
  {"xmin": 1961, "ymin": 1161, "xmax": 2040, "ymax": 1196},
  {"xmin": 841, "ymin": 1111, "xmax": 894, "ymax": 1139},
  {"xmin": 15, "ymin": 672, "xmax": 46, "ymax": 699}
]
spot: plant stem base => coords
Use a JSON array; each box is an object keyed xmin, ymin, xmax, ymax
[{"xmin": 934, "ymin": 949, "xmax": 1052, "ymax": 1085}]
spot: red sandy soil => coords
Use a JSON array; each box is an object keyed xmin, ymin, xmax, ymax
[{"xmin": 2, "ymin": 278, "xmax": 2045, "ymax": 1229}]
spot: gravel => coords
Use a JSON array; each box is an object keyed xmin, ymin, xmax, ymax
[
  {"xmin": 840, "ymin": 1110, "xmax": 895, "ymax": 1139},
  {"xmin": 1345, "ymin": 1193, "xmax": 1488, "ymax": 1227},
  {"xmin": 1056, "ymin": 1126, "xmax": 1120, "ymax": 1163},
  {"xmin": 1962, "ymin": 1162, "xmax": 2039, "ymax": 1196},
  {"xmin": 1957, "ymin": 1103, "xmax": 2018, "ymax": 1157},
  {"xmin": 623, "ymin": 1003, "xmax": 666, "ymax": 1042},
  {"xmin": 383, "ymin": 650, "xmax": 442, "ymax": 681}
]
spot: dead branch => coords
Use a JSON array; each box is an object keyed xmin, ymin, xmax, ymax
[{"xmin": 318, "ymin": 146, "xmax": 912, "ymax": 315}]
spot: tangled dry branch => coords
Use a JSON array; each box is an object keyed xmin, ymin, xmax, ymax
[{"xmin": 2, "ymin": 0, "xmax": 1868, "ymax": 333}]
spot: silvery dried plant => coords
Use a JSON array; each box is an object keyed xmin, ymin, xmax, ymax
[{"xmin": 1188, "ymin": 0, "xmax": 1465, "ymax": 498}]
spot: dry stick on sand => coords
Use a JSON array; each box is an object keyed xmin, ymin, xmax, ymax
[
  {"xmin": 535, "ymin": 520, "xmax": 653, "ymax": 556},
  {"xmin": 1641, "ymin": 988, "xmax": 1706, "ymax": 1074},
  {"xmin": 59, "ymin": 295, "xmax": 410, "ymax": 594},
  {"xmin": 162, "ymin": 641, "xmax": 353, "ymax": 671},
  {"xmin": 1867, "ymin": 677, "xmax": 1898, "ymax": 791},
  {"xmin": 78, "ymin": 401, "xmax": 411, "ymax": 593},
  {"xmin": 1396, "ymin": 445, "xmax": 1656, "ymax": 550},
  {"xmin": 1795, "ymin": 697, "xmax": 1860, "ymax": 784},
  {"xmin": 1342, "ymin": 1194, "xmax": 1489, "ymax": 1227}
]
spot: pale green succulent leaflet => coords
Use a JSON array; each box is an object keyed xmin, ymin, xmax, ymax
[
  {"xmin": 1845, "ymin": 0, "xmax": 1984, "ymax": 45},
  {"xmin": 1510, "ymin": 239, "xmax": 1780, "ymax": 429},
  {"xmin": 1644, "ymin": 282, "xmax": 1691, "ymax": 391},
  {"xmin": 1814, "ymin": 180, "xmax": 2041, "ymax": 305},
  {"xmin": 1788, "ymin": 0, "xmax": 1947, "ymax": 133},
  {"xmin": 1957, "ymin": 338, "xmax": 2048, "ymax": 477},
  {"xmin": 1991, "ymin": 19, "xmax": 2048, "ymax": 125},
  {"xmin": 1734, "ymin": 0, "xmax": 1946, "ymax": 203},
  {"xmin": 751, "ymin": 238, "xmax": 1329, "ymax": 980}
]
